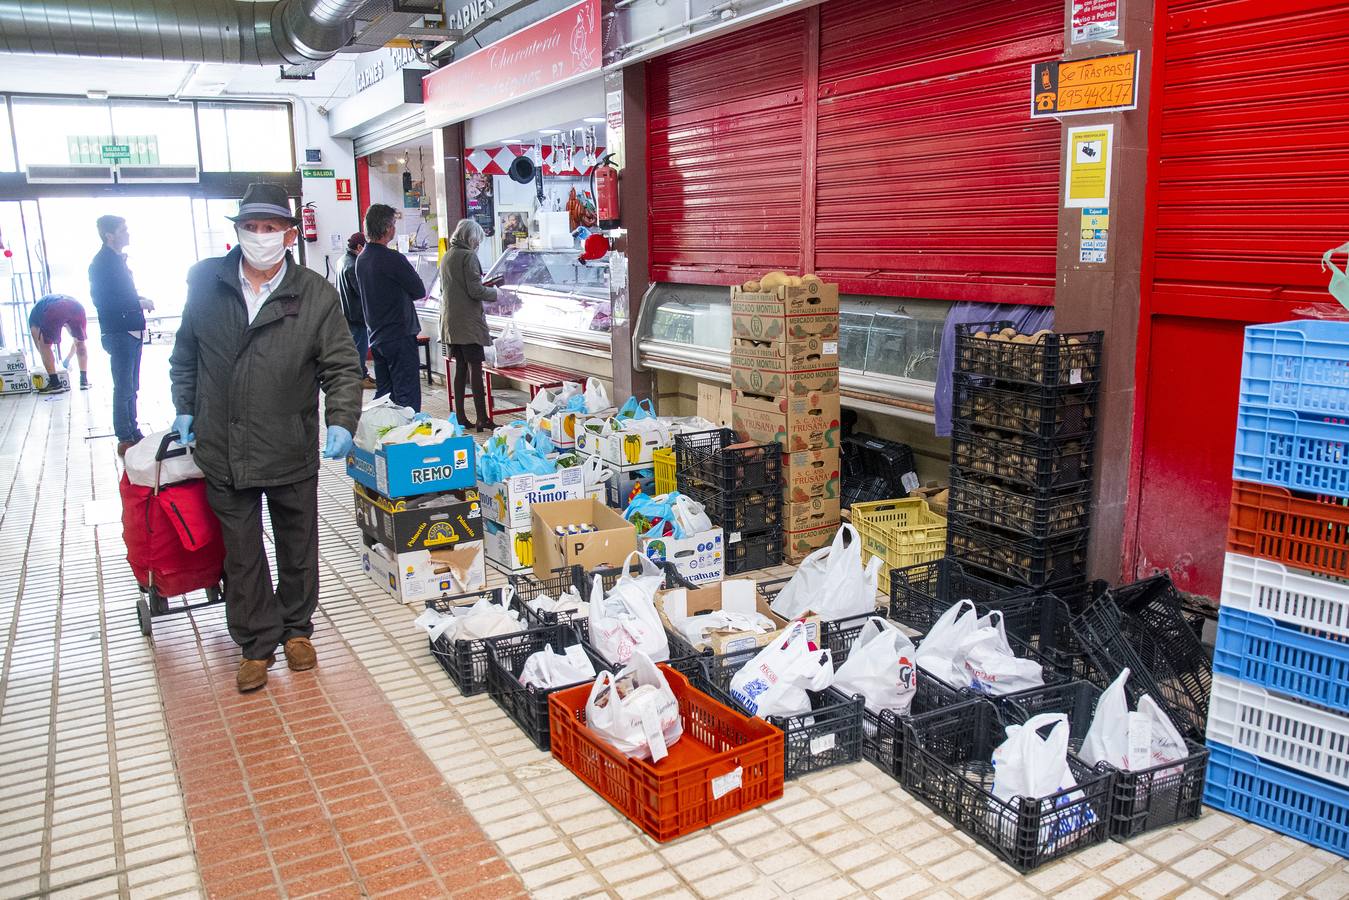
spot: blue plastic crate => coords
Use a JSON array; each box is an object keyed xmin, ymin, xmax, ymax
[
  {"xmin": 1232, "ymin": 405, "xmax": 1349, "ymax": 500},
  {"xmin": 1242, "ymin": 320, "xmax": 1349, "ymax": 418},
  {"xmin": 1204, "ymin": 741, "xmax": 1349, "ymax": 858},
  {"xmin": 1213, "ymin": 606, "xmax": 1349, "ymax": 712}
]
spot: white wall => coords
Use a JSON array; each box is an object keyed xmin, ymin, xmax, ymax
[{"xmin": 293, "ymin": 97, "xmax": 360, "ymax": 281}]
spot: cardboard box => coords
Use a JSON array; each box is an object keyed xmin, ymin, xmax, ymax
[
  {"xmin": 642, "ymin": 527, "xmax": 724, "ymax": 587},
  {"xmin": 605, "ymin": 464, "xmax": 657, "ymax": 508},
  {"xmin": 576, "ymin": 423, "xmax": 673, "ymax": 468},
  {"xmin": 31, "ymin": 371, "xmax": 68, "ymax": 391},
  {"xmin": 0, "ymin": 371, "xmax": 32, "ymax": 394},
  {"xmin": 730, "ymin": 334, "xmax": 839, "ymax": 372},
  {"xmin": 483, "ymin": 519, "xmax": 533, "ymax": 574},
  {"xmin": 479, "ymin": 466, "xmax": 584, "ymax": 529},
  {"xmin": 348, "ymin": 433, "xmax": 476, "ymax": 498},
  {"xmin": 730, "ymin": 281, "xmax": 840, "ymax": 316},
  {"xmin": 732, "ymin": 389, "xmax": 842, "ymax": 452},
  {"xmin": 353, "ymin": 484, "xmax": 481, "ymax": 553},
  {"xmin": 363, "ymin": 539, "xmax": 486, "ymax": 604},
  {"xmin": 530, "ymin": 498, "xmax": 639, "ymax": 575},
  {"xmin": 784, "ymin": 522, "xmax": 839, "ymax": 563},
  {"xmin": 696, "ymin": 383, "xmax": 733, "ymax": 429},
  {"xmin": 655, "ymin": 579, "xmax": 820, "ymax": 655},
  {"xmin": 909, "ymin": 483, "xmax": 949, "ymax": 517},
  {"xmin": 783, "ymin": 496, "xmax": 842, "ymax": 533},
  {"xmin": 729, "ymin": 364, "xmax": 839, "ymax": 397},
  {"xmin": 0, "ymin": 351, "xmax": 27, "ymax": 374},
  {"xmin": 783, "ymin": 448, "xmax": 841, "ymax": 503}
]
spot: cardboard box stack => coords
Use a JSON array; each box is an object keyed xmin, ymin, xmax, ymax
[
  {"xmin": 0, "ymin": 350, "xmax": 32, "ymax": 395},
  {"xmin": 479, "ymin": 467, "xmax": 585, "ymax": 574},
  {"xmin": 348, "ymin": 428, "xmax": 485, "ymax": 604},
  {"xmin": 730, "ymin": 273, "xmax": 843, "ymax": 563}
]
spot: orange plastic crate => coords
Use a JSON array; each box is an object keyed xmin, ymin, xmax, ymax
[
  {"xmin": 548, "ymin": 665, "xmax": 785, "ymax": 842},
  {"xmin": 1228, "ymin": 481, "xmax": 1349, "ymax": 582}
]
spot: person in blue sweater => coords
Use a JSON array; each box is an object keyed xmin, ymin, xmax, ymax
[
  {"xmin": 88, "ymin": 215, "xmax": 154, "ymax": 455},
  {"xmin": 355, "ymin": 204, "xmax": 426, "ymax": 412}
]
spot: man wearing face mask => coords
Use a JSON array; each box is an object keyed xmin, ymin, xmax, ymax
[{"xmin": 169, "ymin": 183, "xmax": 363, "ymax": 693}]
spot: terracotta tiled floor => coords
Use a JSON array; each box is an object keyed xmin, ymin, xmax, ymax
[{"xmin": 2, "ymin": 344, "xmax": 1348, "ymax": 900}]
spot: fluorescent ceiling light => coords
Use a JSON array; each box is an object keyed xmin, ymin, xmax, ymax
[
  {"xmin": 86, "ymin": 89, "xmax": 108, "ymax": 100},
  {"xmin": 583, "ymin": 117, "xmax": 605, "ymax": 124},
  {"xmin": 539, "ymin": 129, "xmax": 562, "ymax": 135}
]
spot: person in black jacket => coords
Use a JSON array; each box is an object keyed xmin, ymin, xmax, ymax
[
  {"xmin": 88, "ymin": 215, "xmax": 154, "ymax": 455},
  {"xmin": 337, "ymin": 231, "xmax": 375, "ymax": 389},
  {"xmin": 356, "ymin": 204, "xmax": 425, "ymax": 412}
]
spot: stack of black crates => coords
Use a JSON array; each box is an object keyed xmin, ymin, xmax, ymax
[
  {"xmin": 674, "ymin": 428, "xmax": 783, "ymax": 574},
  {"xmin": 945, "ymin": 321, "xmax": 1104, "ymax": 628}
]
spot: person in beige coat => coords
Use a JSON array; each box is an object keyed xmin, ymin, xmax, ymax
[{"xmin": 438, "ymin": 218, "xmax": 499, "ymax": 431}]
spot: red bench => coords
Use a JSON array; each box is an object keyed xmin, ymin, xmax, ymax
[{"xmin": 443, "ymin": 352, "xmax": 577, "ymax": 418}]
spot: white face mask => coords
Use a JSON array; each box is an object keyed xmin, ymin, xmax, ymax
[{"xmin": 236, "ymin": 228, "xmax": 289, "ymax": 269}]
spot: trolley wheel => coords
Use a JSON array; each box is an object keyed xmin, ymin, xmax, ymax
[
  {"xmin": 136, "ymin": 598, "xmax": 152, "ymax": 637},
  {"xmin": 205, "ymin": 585, "xmax": 222, "ymax": 604},
  {"xmin": 149, "ymin": 589, "xmax": 170, "ymax": 615}
]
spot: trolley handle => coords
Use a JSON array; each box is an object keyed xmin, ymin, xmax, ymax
[{"xmin": 155, "ymin": 432, "xmax": 191, "ymax": 463}]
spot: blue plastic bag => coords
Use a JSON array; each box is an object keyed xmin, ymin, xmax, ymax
[
  {"xmin": 566, "ymin": 392, "xmax": 588, "ymax": 414},
  {"xmin": 525, "ymin": 423, "xmax": 555, "ymax": 456},
  {"xmin": 623, "ymin": 491, "xmax": 682, "ymax": 539},
  {"xmin": 616, "ymin": 396, "xmax": 656, "ymax": 420}
]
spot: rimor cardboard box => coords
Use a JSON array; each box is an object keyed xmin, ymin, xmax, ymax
[
  {"xmin": 479, "ymin": 466, "xmax": 584, "ymax": 529},
  {"xmin": 732, "ymin": 389, "xmax": 842, "ymax": 453},
  {"xmin": 353, "ymin": 484, "xmax": 481, "ymax": 553},
  {"xmin": 729, "ymin": 281, "xmax": 840, "ymax": 316},
  {"xmin": 783, "ymin": 448, "xmax": 841, "ymax": 503},
  {"xmin": 483, "ymin": 519, "xmax": 533, "ymax": 574},
  {"xmin": 783, "ymin": 496, "xmax": 842, "ymax": 534},
  {"xmin": 729, "ymin": 364, "xmax": 839, "ymax": 398},
  {"xmin": 530, "ymin": 498, "xmax": 638, "ymax": 575},
  {"xmin": 362, "ymin": 538, "xmax": 486, "ymax": 604},
  {"xmin": 642, "ymin": 527, "xmax": 724, "ymax": 586},
  {"xmin": 655, "ymin": 579, "xmax": 820, "ymax": 655}
]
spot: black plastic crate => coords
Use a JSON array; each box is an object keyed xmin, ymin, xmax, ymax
[
  {"xmin": 1003, "ymin": 681, "xmax": 1208, "ymax": 840},
  {"xmin": 840, "ymin": 475, "xmax": 894, "ymax": 510},
  {"xmin": 699, "ymin": 655, "xmax": 865, "ymax": 780},
  {"xmin": 425, "ymin": 587, "xmax": 521, "ymax": 697},
  {"xmin": 725, "ymin": 528, "xmax": 783, "ymax": 574},
  {"xmin": 955, "ymin": 322, "xmax": 1103, "ymax": 388},
  {"xmin": 510, "ymin": 566, "xmax": 590, "ymax": 637},
  {"xmin": 675, "ymin": 428, "xmax": 782, "ymax": 494},
  {"xmin": 947, "ymin": 473, "xmax": 1092, "ymax": 540},
  {"xmin": 900, "ymin": 699, "xmax": 1112, "ymax": 871},
  {"xmin": 1070, "ymin": 590, "xmax": 1211, "ymax": 744},
  {"xmin": 484, "ymin": 624, "xmax": 609, "ymax": 751},
  {"xmin": 841, "ymin": 434, "xmax": 917, "ymax": 485},
  {"xmin": 951, "ymin": 424, "xmax": 1094, "ymax": 494},
  {"xmin": 953, "ymin": 375, "xmax": 1098, "ymax": 441},
  {"xmin": 682, "ymin": 484, "xmax": 782, "ymax": 533},
  {"xmin": 946, "ymin": 517, "xmax": 1089, "ymax": 589}
]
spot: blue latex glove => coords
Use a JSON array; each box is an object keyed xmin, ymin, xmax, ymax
[
  {"xmin": 172, "ymin": 414, "xmax": 195, "ymax": 445},
  {"xmin": 322, "ymin": 425, "xmax": 353, "ymax": 460}
]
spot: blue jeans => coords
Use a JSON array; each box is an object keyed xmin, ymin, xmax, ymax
[
  {"xmin": 348, "ymin": 321, "xmax": 370, "ymax": 378},
  {"xmin": 101, "ymin": 331, "xmax": 142, "ymax": 441},
  {"xmin": 371, "ymin": 337, "xmax": 421, "ymax": 412}
]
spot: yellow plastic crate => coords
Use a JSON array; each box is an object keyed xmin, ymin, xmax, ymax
[
  {"xmin": 653, "ymin": 447, "xmax": 677, "ymax": 495},
  {"xmin": 849, "ymin": 498, "xmax": 946, "ymax": 594}
]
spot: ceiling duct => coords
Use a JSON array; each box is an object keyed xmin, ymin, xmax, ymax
[{"xmin": 0, "ymin": 0, "xmax": 369, "ymax": 66}]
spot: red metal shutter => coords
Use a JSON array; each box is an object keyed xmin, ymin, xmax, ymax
[
  {"xmin": 813, "ymin": 0, "xmax": 1063, "ymax": 303},
  {"xmin": 1130, "ymin": 0, "xmax": 1349, "ymax": 596},
  {"xmin": 647, "ymin": 14, "xmax": 810, "ymax": 286}
]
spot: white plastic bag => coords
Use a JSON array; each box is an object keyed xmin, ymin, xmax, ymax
[
  {"xmin": 123, "ymin": 431, "xmax": 205, "ymax": 488},
  {"xmin": 583, "ymin": 377, "xmax": 610, "ymax": 414},
  {"xmin": 728, "ymin": 619, "xmax": 834, "ymax": 718},
  {"xmin": 526, "ymin": 386, "xmax": 561, "ymax": 420},
  {"xmin": 588, "ymin": 553, "xmax": 670, "ymax": 665},
  {"xmin": 518, "ymin": 644, "xmax": 596, "ymax": 689},
  {"xmin": 580, "ymin": 454, "xmax": 615, "ymax": 496},
  {"xmin": 914, "ymin": 600, "xmax": 979, "ymax": 685},
  {"xmin": 379, "ymin": 417, "xmax": 459, "ymax": 446},
  {"xmin": 413, "ymin": 595, "xmax": 522, "ymax": 643},
  {"xmin": 354, "ymin": 396, "xmax": 415, "ymax": 451},
  {"xmin": 769, "ymin": 525, "xmax": 882, "ymax": 622},
  {"xmin": 585, "ymin": 651, "xmax": 682, "ymax": 762},
  {"xmin": 991, "ymin": 712, "xmax": 1097, "ymax": 852},
  {"xmin": 671, "ymin": 494, "xmax": 713, "ymax": 536},
  {"xmin": 493, "ymin": 320, "xmax": 526, "ymax": 368},
  {"xmin": 832, "ymin": 617, "xmax": 918, "ymax": 715},
  {"xmin": 1080, "ymin": 669, "xmax": 1189, "ymax": 772},
  {"xmin": 959, "ymin": 612, "xmax": 1046, "ymax": 696}
]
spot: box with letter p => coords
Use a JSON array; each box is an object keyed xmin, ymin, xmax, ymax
[{"xmin": 530, "ymin": 498, "xmax": 639, "ymax": 574}]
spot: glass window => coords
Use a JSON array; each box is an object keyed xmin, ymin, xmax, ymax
[
  {"xmin": 11, "ymin": 97, "xmax": 114, "ymax": 169},
  {"xmin": 197, "ymin": 102, "xmax": 293, "ymax": 172},
  {"xmin": 0, "ymin": 100, "xmax": 15, "ymax": 171},
  {"xmin": 109, "ymin": 100, "xmax": 198, "ymax": 166},
  {"xmin": 440, "ymin": 248, "xmax": 613, "ymax": 334}
]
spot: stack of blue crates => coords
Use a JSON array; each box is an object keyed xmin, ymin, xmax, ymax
[{"xmin": 1206, "ymin": 319, "xmax": 1349, "ymax": 858}]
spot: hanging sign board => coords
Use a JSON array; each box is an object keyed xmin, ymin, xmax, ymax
[
  {"xmin": 1031, "ymin": 51, "xmax": 1138, "ymax": 118},
  {"xmin": 1071, "ymin": 0, "xmax": 1119, "ymax": 44},
  {"xmin": 422, "ymin": 0, "xmax": 601, "ymax": 128},
  {"xmin": 1065, "ymin": 124, "xmax": 1113, "ymax": 208}
]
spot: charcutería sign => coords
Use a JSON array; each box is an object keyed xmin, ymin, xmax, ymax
[{"xmin": 1030, "ymin": 51, "xmax": 1138, "ymax": 118}]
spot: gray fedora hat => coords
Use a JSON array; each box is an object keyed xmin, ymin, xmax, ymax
[{"xmin": 228, "ymin": 183, "xmax": 300, "ymax": 225}]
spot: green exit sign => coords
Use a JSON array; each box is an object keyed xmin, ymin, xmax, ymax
[
  {"xmin": 302, "ymin": 168, "xmax": 335, "ymax": 178},
  {"xmin": 101, "ymin": 144, "xmax": 131, "ymax": 159}
]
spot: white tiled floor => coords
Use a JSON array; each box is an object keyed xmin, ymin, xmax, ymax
[{"xmin": 1, "ymin": 347, "xmax": 1347, "ymax": 898}]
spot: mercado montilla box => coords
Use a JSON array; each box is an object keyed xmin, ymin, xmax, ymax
[{"xmin": 353, "ymin": 483, "xmax": 482, "ymax": 553}]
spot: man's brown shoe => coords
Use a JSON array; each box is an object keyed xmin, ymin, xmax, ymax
[
  {"xmin": 237, "ymin": 655, "xmax": 275, "ymax": 693},
  {"xmin": 284, "ymin": 636, "xmax": 317, "ymax": 672},
  {"xmin": 117, "ymin": 440, "xmax": 135, "ymax": 457}
]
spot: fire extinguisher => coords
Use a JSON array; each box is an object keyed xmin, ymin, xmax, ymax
[
  {"xmin": 592, "ymin": 153, "xmax": 619, "ymax": 229},
  {"xmin": 301, "ymin": 202, "xmax": 319, "ymax": 243}
]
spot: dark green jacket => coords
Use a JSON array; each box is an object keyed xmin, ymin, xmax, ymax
[{"xmin": 169, "ymin": 248, "xmax": 362, "ymax": 489}]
